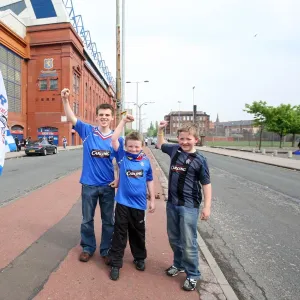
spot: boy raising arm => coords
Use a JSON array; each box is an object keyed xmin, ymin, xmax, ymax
[
  {"xmin": 61, "ymin": 88, "xmax": 119, "ymax": 263},
  {"xmin": 107, "ymin": 114, "xmax": 155, "ymax": 281},
  {"xmin": 156, "ymin": 121, "xmax": 212, "ymax": 291}
]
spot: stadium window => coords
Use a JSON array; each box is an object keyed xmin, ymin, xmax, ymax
[
  {"xmin": 0, "ymin": 45, "xmax": 22, "ymax": 112},
  {"xmin": 39, "ymin": 80, "xmax": 47, "ymax": 91},
  {"xmin": 49, "ymin": 79, "xmax": 58, "ymax": 90}
]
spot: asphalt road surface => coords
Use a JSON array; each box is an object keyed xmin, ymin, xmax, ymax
[
  {"xmin": 150, "ymin": 145, "xmax": 300, "ymax": 300},
  {"xmin": 0, "ymin": 149, "xmax": 83, "ymax": 206}
]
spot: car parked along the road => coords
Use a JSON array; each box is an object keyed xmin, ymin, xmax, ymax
[{"xmin": 25, "ymin": 140, "xmax": 58, "ymax": 156}]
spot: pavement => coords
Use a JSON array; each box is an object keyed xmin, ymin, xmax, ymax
[
  {"xmin": 196, "ymin": 146, "xmax": 300, "ymax": 171},
  {"xmin": 150, "ymin": 146, "xmax": 300, "ymax": 300},
  {"xmin": 0, "ymin": 147, "xmax": 238, "ymax": 300},
  {"xmin": 4, "ymin": 145, "xmax": 83, "ymax": 160}
]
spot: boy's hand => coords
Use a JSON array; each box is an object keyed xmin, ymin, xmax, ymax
[
  {"xmin": 109, "ymin": 179, "xmax": 119, "ymax": 188},
  {"xmin": 200, "ymin": 206, "xmax": 211, "ymax": 220},
  {"xmin": 123, "ymin": 114, "xmax": 134, "ymax": 123},
  {"xmin": 61, "ymin": 88, "xmax": 70, "ymax": 101},
  {"xmin": 158, "ymin": 121, "xmax": 168, "ymax": 129},
  {"xmin": 148, "ymin": 200, "xmax": 156, "ymax": 213}
]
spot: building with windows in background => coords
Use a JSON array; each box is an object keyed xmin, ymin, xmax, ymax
[
  {"xmin": 0, "ymin": 0, "xmax": 116, "ymax": 146},
  {"xmin": 164, "ymin": 110, "xmax": 210, "ymax": 136}
]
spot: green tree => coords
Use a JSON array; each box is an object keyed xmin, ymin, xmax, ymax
[
  {"xmin": 152, "ymin": 121, "xmax": 159, "ymax": 137},
  {"xmin": 244, "ymin": 101, "xmax": 273, "ymax": 150},
  {"xmin": 288, "ymin": 105, "xmax": 300, "ymax": 147},
  {"xmin": 266, "ymin": 104, "xmax": 294, "ymax": 148},
  {"xmin": 147, "ymin": 121, "xmax": 155, "ymax": 137}
]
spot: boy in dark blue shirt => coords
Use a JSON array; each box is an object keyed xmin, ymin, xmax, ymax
[
  {"xmin": 157, "ymin": 121, "xmax": 212, "ymax": 292},
  {"xmin": 107, "ymin": 114, "xmax": 155, "ymax": 281},
  {"xmin": 61, "ymin": 88, "xmax": 121, "ymax": 263}
]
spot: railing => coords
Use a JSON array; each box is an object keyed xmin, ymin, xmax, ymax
[{"xmin": 62, "ymin": 0, "xmax": 115, "ymax": 91}]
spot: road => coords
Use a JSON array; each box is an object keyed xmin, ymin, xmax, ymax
[
  {"xmin": 150, "ymin": 145, "xmax": 300, "ymax": 300},
  {"xmin": 0, "ymin": 149, "xmax": 83, "ymax": 206}
]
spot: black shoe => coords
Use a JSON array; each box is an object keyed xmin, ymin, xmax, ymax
[
  {"xmin": 133, "ymin": 259, "xmax": 145, "ymax": 271},
  {"xmin": 182, "ymin": 278, "xmax": 197, "ymax": 291},
  {"xmin": 110, "ymin": 267, "xmax": 120, "ymax": 281},
  {"xmin": 165, "ymin": 265, "xmax": 185, "ymax": 277}
]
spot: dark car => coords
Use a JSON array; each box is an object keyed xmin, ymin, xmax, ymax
[{"xmin": 25, "ymin": 140, "xmax": 57, "ymax": 156}]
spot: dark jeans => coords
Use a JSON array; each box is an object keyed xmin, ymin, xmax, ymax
[
  {"xmin": 166, "ymin": 201, "xmax": 201, "ymax": 280},
  {"xmin": 109, "ymin": 203, "xmax": 146, "ymax": 268},
  {"xmin": 80, "ymin": 184, "xmax": 115, "ymax": 256}
]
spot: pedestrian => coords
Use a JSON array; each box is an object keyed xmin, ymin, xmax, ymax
[
  {"xmin": 61, "ymin": 88, "xmax": 121, "ymax": 263},
  {"xmin": 156, "ymin": 121, "xmax": 212, "ymax": 291},
  {"xmin": 62, "ymin": 136, "xmax": 67, "ymax": 149},
  {"xmin": 107, "ymin": 113, "xmax": 155, "ymax": 281},
  {"xmin": 298, "ymin": 140, "xmax": 300, "ymax": 150},
  {"xmin": 14, "ymin": 136, "xmax": 20, "ymax": 151}
]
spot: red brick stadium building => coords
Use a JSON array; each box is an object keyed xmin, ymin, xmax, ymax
[{"xmin": 0, "ymin": 0, "xmax": 116, "ymax": 146}]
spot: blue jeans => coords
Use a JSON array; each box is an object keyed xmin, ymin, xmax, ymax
[
  {"xmin": 80, "ymin": 184, "xmax": 115, "ymax": 256},
  {"xmin": 166, "ymin": 202, "xmax": 201, "ymax": 280}
]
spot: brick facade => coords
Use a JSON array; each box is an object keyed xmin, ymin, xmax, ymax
[{"xmin": 1, "ymin": 21, "xmax": 116, "ymax": 146}]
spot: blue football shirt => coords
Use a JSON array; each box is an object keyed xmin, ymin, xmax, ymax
[
  {"xmin": 115, "ymin": 148, "xmax": 153, "ymax": 210},
  {"xmin": 162, "ymin": 143, "xmax": 210, "ymax": 208},
  {"xmin": 75, "ymin": 119, "xmax": 123, "ymax": 186}
]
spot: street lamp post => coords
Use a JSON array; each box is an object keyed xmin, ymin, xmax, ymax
[
  {"xmin": 192, "ymin": 86, "xmax": 195, "ymax": 124},
  {"xmin": 134, "ymin": 101, "xmax": 154, "ymax": 134},
  {"xmin": 126, "ymin": 80, "xmax": 149, "ymax": 130}
]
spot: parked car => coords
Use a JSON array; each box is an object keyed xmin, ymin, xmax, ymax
[
  {"xmin": 25, "ymin": 140, "xmax": 57, "ymax": 156},
  {"xmin": 151, "ymin": 137, "xmax": 157, "ymax": 145}
]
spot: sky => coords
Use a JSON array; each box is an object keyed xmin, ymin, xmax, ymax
[{"xmin": 73, "ymin": 0, "xmax": 300, "ymax": 130}]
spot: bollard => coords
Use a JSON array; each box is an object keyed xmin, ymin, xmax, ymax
[
  {"xmin": 252, "ymin": 148, "xmax": 255, "ymax": 153},
  {"xmin": 288, "ymin": 151, "xmax": 293, "ymax": 159},
  {"xmin": 273, "ymin": 150, "xmax": 278, "ymax": 156},
  {"xmin": 261, "ymin": 149, "xmax": 266, "ymax": 155}
]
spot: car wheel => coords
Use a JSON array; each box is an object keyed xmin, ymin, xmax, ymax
[
  {"xmin": 43, "ymin": 148, "xmax": 47, "ymax": 156},
  {"xmin": 53, "ymin": 148, "xmax": 57, "ymax": 154}
]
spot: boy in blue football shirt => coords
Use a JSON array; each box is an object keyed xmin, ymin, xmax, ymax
[
  {"xmin": 107, "ymin": 114, "xmax": 156, "ymax": 281},
  {"xmin": 156, "ymin": 121, "xmax": 212, "ymax": 292},
  {"xmin": 61, "ymin": 88, "xmax": 121, "ymax": 263}
]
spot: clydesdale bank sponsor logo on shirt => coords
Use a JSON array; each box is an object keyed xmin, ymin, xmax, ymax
[
  {"xmin": 171, "ymin": 165, "xmax": 187, "ymax": 173},
  {"xmin": 90, "ymin": 149, "xmax": 111, "ymax": 158},
  {"xmin": 126, "ymin": 169, "xmax": 144, "ymax": 178}
]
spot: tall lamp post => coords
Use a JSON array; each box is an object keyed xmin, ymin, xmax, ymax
[
  {"xmin": 192, "ymin": 86, "xmax": 195, "ymax": 124},
  {"xmin": 126, "ymin": 80, "xmax": 149, "ymax": 130},
  {"xmin": 178, "ymin": 101, "xmax": 182, "ymax": 128},
  {"xmin": 134, "ymin": 101, "xmax": 154, "ymax": 134}
]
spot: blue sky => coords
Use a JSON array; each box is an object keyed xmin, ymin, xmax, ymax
[{"xmin": 73, "ymin": 0, "xmax": 300, "ymax": 129}]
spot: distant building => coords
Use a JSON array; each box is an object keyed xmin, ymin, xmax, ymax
[
  {"xmin": 164, "ymin": 111, "xmax": 210, "ymax": 135},
  {"xmin": 215, "ymin": 119, "xmax": 259, "ymax": 137}
]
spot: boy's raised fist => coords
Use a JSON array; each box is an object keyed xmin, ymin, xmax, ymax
[
  {"xmin": 123, "ymin": 114, "xmax": 134, "ymax": 123},
  {"xmin": 61, "ymin": 88, "xmax": 70, "ymax": 101},
  {"xmin": 158, "ymin": 121, "xmax": 168, "ymax": 129}
]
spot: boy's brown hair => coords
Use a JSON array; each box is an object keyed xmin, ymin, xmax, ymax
[
  {"xmin": 96, "ymin": 103, "xmax": 114, "ymax": 116},
  {"xmin": 177, "ymin": 124, "xmax": 199, "ymax": 139},
  {"xmin": 125, "ymin": 131, "xmax": 144, "ymax": 146}
]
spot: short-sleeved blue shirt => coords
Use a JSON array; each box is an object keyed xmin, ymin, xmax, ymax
[
  {"xmin": 161, "ymin": 143, "xmax": 210, "ymax": 208},
  {"xmin": 75, "ymin": 119, "xmax": 123, "ymax": 186},
  {"xmin": 114, "ymin": 148, "xmax": 153, "ymax": 210}
]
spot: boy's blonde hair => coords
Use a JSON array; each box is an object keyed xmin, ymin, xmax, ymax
[
  {"xmin": 177, "ymin": 124, "xmax": 199, "ymax": 139},
  {"xmin": 125, "ymin": 131, "xmax": 144, "ymax": 146}
]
